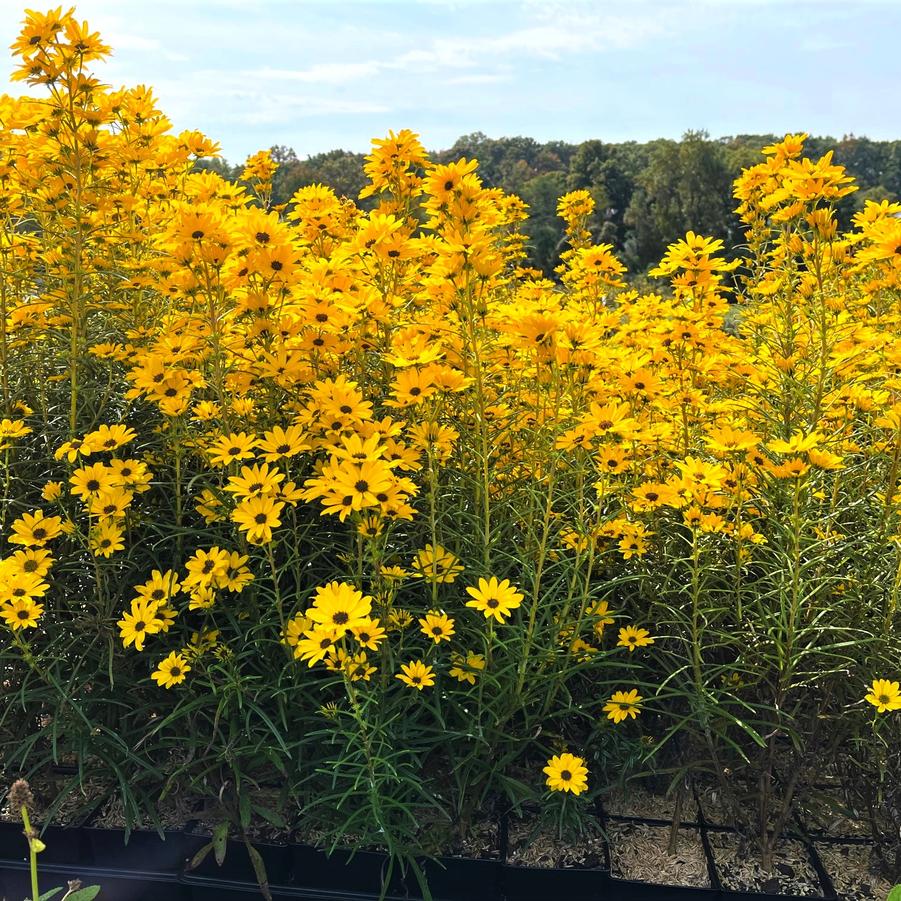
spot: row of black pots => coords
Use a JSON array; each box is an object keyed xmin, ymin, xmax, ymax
[{"xmin": 0, "ymin": 789, "xmax": 854, "ymax": 901}]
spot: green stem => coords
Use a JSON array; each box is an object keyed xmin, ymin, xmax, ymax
[{"xmin": 20, "ymin": 804, "xmax": 40, "ymax": 901}]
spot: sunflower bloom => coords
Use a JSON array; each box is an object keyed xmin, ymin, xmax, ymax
[
  {"xmin": 307, "ymin": 582, "xmax": 373, "ymax": 633},
  {"xmin": 231, "ymin": 495, "xmax": 285, "ymax": 544},
  {"xmin": 617, "ymin": 625, "xmax": 655, "ymax": 652},
  {"xmin": 396, "ymin": 659, "xmax": 435, "ymax": 690},
  {"xmin": 543, "ymin": 753, "xmax": 589, "ymax": 795},
  {"xmin": 118, "ymin": 598, "xmax": 164, "ymax": 651},
  {"xmin": 465, "ymin": 577, "xmax": 524, "ymax": 623},
  {"xmin": 418, "ymin": 611, "xmax": 455, "ymax": 644},
  {"xmin": 604, "ymin": 689, "xmax": 644, "ymax": 723},
  {"xmin": 1, "ymin": 597, "xmax": 44, "ymax": 631},
  {"xmin": 151, "ymin": 652, "xmax": 191, "ymax": 688},
  {"xmin": 865, "ymin": 678, "xmax": 901, "ymax": 713}
]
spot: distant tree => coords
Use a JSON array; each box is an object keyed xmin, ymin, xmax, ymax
[
  {"xmin": 268, "ymin": 145, "xmax": 299, "ymax": 206},
  {"xmin": 567, "ymin": 140, "xmax": 648, "ymax": 247},
  {"xmin": 279, "ymin": 149, "xmax": 369, "ymax": 206},
  {"xmin": 193, "ymin": 157, "xmax": 235, "ymax": 179},
  {"xmin": 624, "ymin": 131, "xmax": 734, "ymax": 270},
  {"xmin": 203, "ymin": 130, "xmax": 901, "ymax": 274},
  {"xmin": 520, "ymin": 171, "xmax": 568, "ymax": 275}
]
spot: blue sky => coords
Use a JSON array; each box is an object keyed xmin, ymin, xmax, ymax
[{"xmin": 1, "ymin": 1, "xmax": 898, "ymax": 164}]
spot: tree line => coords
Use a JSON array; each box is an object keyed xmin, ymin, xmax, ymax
[{"xmin": 202, "ymin": 131, "xmax": 901, "ymax": 275}]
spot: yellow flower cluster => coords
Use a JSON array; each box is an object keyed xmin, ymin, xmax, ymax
[{"xmin": 1, "ymin": 9, "xmax": 899, "ymax": 825}]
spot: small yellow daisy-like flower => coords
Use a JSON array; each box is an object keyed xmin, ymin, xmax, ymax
[
  {"xmin": 5, "ymin": 549, "xmax": 54, "ymax": 580},
  {"xmin": 294, "ymin": 626, "xmax": 339, "ymax": 667},
  {"xmin": 449, "ymin": 651, "xmax": 486, "ymax": 685},
  {"xmin": 396, "ymin": 659, "xmax": 435, "ymax": 690},
  {"xmin": 118, "ymin": 598, "xmax": 165, "ymax": 651},
  {"xmin": 134, "ymin": 570, "xmax": 181, "ymax": 606},
  {"xmin": 208, "ymin": 432, "xmax": 258, "ymax": 467},
  {"xmin": 603, "ymin": 689, "xmax": 644, "ymax": 723},
  {"xmin": 225, "ymin": 463, "xmax": 285, "ymax": 499},
  {"xmin": 592, "ymin": 600, "xmax": 615, "ymax": 636},
  {"xmin": 351, "ymin": 618, "xmax": 386, "ymax": 650},
  {"xmin": 282, "ymin": 613, "xmax": 312, "ymax": 649},
  {"xmin": 90, "ymin": 519, "xmax": 125, "ymax": 558},
  {"xmin": 83, "ymin": 423, "xmax": 137, "ymax": 453},
  {"xmin": 0, "ymin": 571, "xmax": 48, "ymax": 605},
  {"xmin": 465, "ymin": 577, "xmax": 524, "ymax": 623},
  {"xmin": 257, "ymin": 424, "xmax": 309, "ymax": 462},
  {"xmin": 231, "ymin": 495, "xmax": 284, "ymax": 544},
  {"xmin": 418, "ymin": 611, "xmax": 455, "ymax": 643},
  {"xmin": 54, "ymin": 437, "xmax": 91, "ymax": 463},
  {"xmin": 41, "ymin": 481, "xmax": 63, "ymax": 502},
  {"xmin": 543, "ymin": 753, "xmax": 589, "ymax": 795},
  {"xmin": 410, "ymin": 543, "xmax": 463, "ymax": 584},
  {"xmin": 387, "ymin": 608, "xmax": 414, "ymax": 631},
  {"xmin": 0, "ymin": 597, "xmax": 44, "ymax": 631},
  {"xmin": 151, "ymin": 652, "xmax": 191, "ymax": 689},
  {"xmin": 70, "ymin": 462, "xmax": 115, "ymax": 500},
  {"xmin": 9, "ymin": 510, "xmax": 63, "ymax": 547},
  {"xmin": 0, "ymin": 418, "xmax": 30, "ymax": 441},
  {"xmin": 865, "ymin": 678, "xmax": 901, "ymax": 713},
  {"xmin": 617, "ymin": 625, "xmax": 654, "ymax": 652},
  {"xmin": 307, "ymin": 582, "xmax": 373, "ymax": 633}
]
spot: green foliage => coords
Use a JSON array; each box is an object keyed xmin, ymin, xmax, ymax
[{"xmin": 246, "ymin": 131, "xmax": 901, "ymax": 275}]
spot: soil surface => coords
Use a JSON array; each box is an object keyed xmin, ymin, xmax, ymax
[
  {"xmin": 707, "ymin": 831, "xmax": 822, "ymax": 896},
  {"xmin": 604, "ymin": 785, "xmax": 699, "ymax": 823},
  {"xmin": 608, "ymin": 822, "xmax": 710, "ymax": 888},
  {"xmin": 506, "ymin": 813, "xmax": 605, "ymax": 869},
  {"xmin": 817, "ymin": 842, "xmax": 892, "ymax": 901}
]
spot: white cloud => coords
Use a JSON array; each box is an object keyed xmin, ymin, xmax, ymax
[
  {"xmin": 248, "ymin": 62, "xmax": 384, "ymax": 84},
  {"xmin": 445, "ymin": 72, "xmax": 514, "ymax": 85}
]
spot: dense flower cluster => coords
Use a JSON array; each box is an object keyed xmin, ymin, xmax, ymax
[{"xmin": 2, "ymin": 7, "xmax": 900, "ymax": 862}]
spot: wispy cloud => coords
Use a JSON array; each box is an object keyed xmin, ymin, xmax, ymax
[
  {"xmin": 0, "ymin": 0, "xmax": 898, "ymax": 160},
  {"xmin": 249, "ymin": 63, "xmax": 384, "ymax": 85}
]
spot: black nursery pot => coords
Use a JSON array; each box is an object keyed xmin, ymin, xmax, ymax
[
  {"xmin": 184, "ymin": 839, "xmax": 412, "ymax": 899},
  {"xmin": 83, "ymin": 825, "xmax": 207, "ymax": 873},
  {"xmin": 418, "ymin": 854, "xmax": 502, "ymax": 901},
  {"xmin": 281, "ymin": 844, "xmax": 408, "ymax": 897},
  {"xmin": 0, "ymin": 866, "xmax": 193, "ymax": 901},
  {"xmin": 499, "ymin": 861, "xmax": 607, "ymax": 901},
  {"xmin": 182, "ymin": 833, "xmax": 294, "ymax": 888},
  {"xmin": 0, "ymin": 821, "xmax": 90, "ymax": 867},
  {"xmin": 0, "ymin": 823, "xmax": 194, "ymax": 901},
  {"xmin": 497, "ymin": 805, "xmax": 609, "ymax": 901}
]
